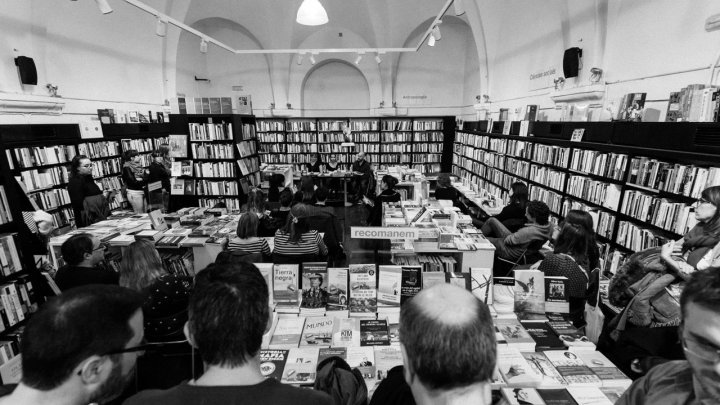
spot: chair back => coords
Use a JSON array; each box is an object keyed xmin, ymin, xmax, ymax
[{"xmin": 272, "ymin": 252, "xmax": 323, "ymax": 265}]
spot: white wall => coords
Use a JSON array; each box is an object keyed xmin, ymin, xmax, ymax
[{"xmin": 302, "ymin": 61, "xmax": 370, "ymax": 116}]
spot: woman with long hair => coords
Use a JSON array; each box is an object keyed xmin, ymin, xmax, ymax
[
  {"xmin": 67, "ymin": 155, "xmax": 111, "ymax": 226},
  {"xmin": 274, "ymin": 204, "xmax": 328, "ymax": 258},
  {"xmin": 305, "ymin": 152, "xmax": 323, "ymax": 173},
  {"xmin": 299, "ymin": 175, "xmax": 316, "ymax": 204},
  {"xmin": 477, "ymin": 182, "xmax": 529, "ymax": 235},
  {"xmin": 365, "ymin": 174, "xmax": 401, "ymax": 226},
  {"xmin": 121, "ymin": 149, "xmax": 148, "ymax": 213},
  {"xmin": 245, "ymin": 189, "xmax": 277, "ymax": 237},
  {"xmin": 228, "ymin": 212, "xmax": 272, "ymax": 260},
  {"xmin": 119, "ymin": 240, "xmax": 191, "ymax": 341}
]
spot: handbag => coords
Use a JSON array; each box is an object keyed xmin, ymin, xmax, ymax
[{"xmin": 584, "ymin": 271, "xmax": 604, "ymax": 344}]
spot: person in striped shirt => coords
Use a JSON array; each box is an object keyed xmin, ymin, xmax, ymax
[
  {"xmin": 274, "ymin": 204, "xmax": 328, "ymax": 258},
  {"xmin": 227, "ymin": 212, "xmax": 272, "ymax": 259}
]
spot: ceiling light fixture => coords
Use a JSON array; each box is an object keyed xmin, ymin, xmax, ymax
[
  {"xmin": 309, "ymin": 53, "xmax": 317, "ymax": 65},
  {"xmin": 200, "ymin": 38, "xmax": 208, "ymax": 53},
  {"xmin": 297, "ymin": 53, "xmax": 304, "ymax": 65},
  {"xmin": 155, "ymin": 17, "xmax": 167, "ymax": 37},
  {"xmin": 296, "ymin": 0, "xmax": 328, "ymax": 26},
  {"xmin": 375, "ymin": 54, "xmax": 382, "ymax": 64},
  {"xmin": 432, "ymin": 25, "xmax": 442, "ymax": 41},
  {"xmin": 454, "ymin": 0, "xmax": 466, "ymax": 16},
  {"xmin": 355, "ymin": 52, "xmax": 364, "ymax": 65},
  {"xmin": 95, "ymin": 0, "xmax": 113, "ymax": 14},
  {"xmin": 428, "ymin": 33, "xmax": 436, "ymax": 47}
]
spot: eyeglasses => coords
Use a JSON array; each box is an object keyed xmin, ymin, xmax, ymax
[
  {"xmin": 82, "ymin": 163, "xmax": 93, "ymax": 167},
  {"xmin": 682, "ymin": 334, "xmax": 720, "ymax": 365},
  {"xmin": 92, "ymin": 243, "xmax": 108, "ymax": 252},
  {"xmin": 695, "ymin": 198, "xmax": 713, "ymax": 207}
]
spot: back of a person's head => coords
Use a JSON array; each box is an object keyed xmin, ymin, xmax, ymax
[
  {"xmin": 189, "ymin": 262, "xmax": 269, "ymax": 367},
  {"xmin": 300, "ymin": 175, "xmax": 314, "ymax": 193},
  {"xmin": 680, "ymin": 269, "xmax": 720, "ymax": 317},
  {"xmin": 236, "ymin": 212, "xmax": 260, "ymax": 239},
  {"xmin": 437, "ymin": 173, "xmax": 452, "ymax": 188},
  {"xmin": 382, "ymin": 175, "xmax": 399, "ymax": 190},
  {"xmin": 278, "ymin": 188, "xmax": 293, "ymax": 207},
  {"xmin": 119, "ymin": 239, "xmax": 165, "ymax": 291},
  {"xmin": 399, "ymin": 284, "xmax": 496, "ymax": 391},
  {"xmin": 315, "ymin": 186, "xmax": 329, "ymax": 202},
  {"xmin": 526, "ymin": 200, "xmax": 550, "ymax": 225},
  {"xmin": 246, "ymin": 189, "xmax": 266, "ymax": 213},
  {"xmin": 21, "ymin": 285, "xmax": 144, "ymax": 390},
  {"xmin": 564, "ymin": 209, "xmax": 594, "ymax": 233},
  {"xmin": 554, "ymin": 222, "xmax": 589, "ymax": 262},
  {"xmin": 61, "ymin": 233, "xmax": 94, "ymax": 266},
  {"xmin": 510, "ymin": 182, "xmax": 528, "ymax": 207},
  {"xmin": 122, "ymin": 149, "xmax": 139, "ymax": 162},
  {"xmin": 283, "ymin": 203, "xmax": 311, "ymax": 241}
]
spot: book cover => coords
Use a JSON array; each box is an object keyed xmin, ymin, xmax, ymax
[
  {"xmin": 496, "ymin": 347, "xmax": 543, "ymax": 386},
  {"xmin": 445, "ymin": 272, "xmax": 471, "ymax": 290},
  {"xmin": 300, "ymin": 262, "xmax": 328, "ymax": 309},
  {"xmin": 547, "ymin": 314, "xmax": 594, "ymax": 350},
  {"xmin": 494, "ymin": 277, "xmax": 515, "ymax": 315},
  {"xmin": 576, "ymin": 351, "xmax": 631, "ymax": 388},
  {"xmin": 346, "ymin": 346, "xmax": 376, "ymax": 381},
  {"xmin": 536, "ymin": 388, "xmax": 578, "ymax": 404},
  {"xmin": 318, "ymin": 347, "xmax": 347, "ymax": 364},
  {"xmin": 373, "ymin": 346, "xmax": 403, "ymax": 381},
  {"xmin": 599, "ymin": 387, "xmax": 626, "ymax": 403},
  {"xmin": 259, "ymin": 349, "xmax": 288, "ymax": 381},
  {"xmin": 495, "ymin": 319, "xmax": 536, "ymax": 352},
  {"xmin": 437, "ymin": 233, "xmax": 456, "ymax": 249},
  {"xmin": 566, "ymin": 386, "xmax": 613, "ymax": 405},
  {"xmin": 281, "ymin": 347, "xmax": 319, "ymax": 385},
  {"xmin": 332, "ymin": 317, "xmax": 360, "ymax": 347},
  {"xmin": 400, "ymin": 266, "xmax": 422, "ymax": 304},
  {"xmin": 254, "ymin": 263, "xmax": 274, "ymax": 306},
  {"xmin": 377, "ymin": 266, "xmax": 402, "ymax": 306},
  {"xmin": 273, "ymin": 264, "xmax": 299, "ymax": 307},
  {"xmin": 545, "ymin": 276, "xmax": 570, "ymax": 314},
  {"xmin": 501, "ymin": 387, "xmax": 546, "ymax": 405},
  {"xmin": 360, "ymin": 319, "xmax": 391, "ymax": 347},
  {"xmin": 326, "ymin": 267, "xmax": 348, "ymax": 310},
  {"xmin": 543, "ymin": 351, "xmax": 601, "ymax": 387},
  {"xmin": 300, "ymin": 316, "xmax": 333, "ymax": 348},
  {"xmin": 421, "ymin": 271, "xmax": 445, "ymax": 290},
  {"xmin": 514, "ymin": 269, "xmax": 545, "ymax": 320},
  {"xmin": 268, "ymin": 317, "xmax": 305, "ymax": 349},
  {"xmin": 523, "ymin": 321, "xmax": 566, "ymax": 351},
  {"xmin": 470, "ymin": 267, "xmax": 493, "ymax": 305},
  {"xmin": 521, "ymin": 351, "xmax": 567, "ymax": 387},
  {"xmin": 349, "ymin": 264, "xmax": 377, "ymax": 316}
]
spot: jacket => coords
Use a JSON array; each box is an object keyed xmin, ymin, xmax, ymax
[
  {"xmin": 492, "ymin": 222, "xmax": 553, "ymax": 260},
  {"xmin": 148, "ymin": 161, "xmax": 171, "ymax": 191}
]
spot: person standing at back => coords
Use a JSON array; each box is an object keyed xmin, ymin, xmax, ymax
[
  {"xmin": 121, "ymin": 149, "xmax": 148, "ymax": 214},
  {"xmin": 67, "ymin": 155, "xmax": 112, "ymax": 227},
  {"xmin": 123, "ymin": 261, "xmax": 333, "ymax": 405},
  {"xmin": 148, "ymin": 145, "xmax": 172, "ymax": 212}
]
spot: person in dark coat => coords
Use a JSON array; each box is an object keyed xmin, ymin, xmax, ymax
[{"xmin": 67, "ymin": 155, "xmax": 112, "ymax": 227}]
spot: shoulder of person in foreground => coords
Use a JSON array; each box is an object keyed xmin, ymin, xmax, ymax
[
  {"xmin": 270, "ymin": 381, "xmax": 334, "ymax": 405},
  {"xmin": 615, "ymin": 360, "xmax": 693, "ymax": 405}
]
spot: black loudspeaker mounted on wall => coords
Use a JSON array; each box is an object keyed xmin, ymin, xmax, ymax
[
  {"xmin": 14, "ymin": 56, "xmax": 38, "ymax": 85},
  {"xmin": 563, "ymin": 47, "xmax": 582, "ymax": 79}
]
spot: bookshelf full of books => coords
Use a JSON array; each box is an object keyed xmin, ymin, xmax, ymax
[
  {"xmin": 168, "ymin": 114, "xmax": 260, "ymax": 211},
  {"xmin": 453, "ymin": 121, "xmax": 720, "ymax": 275},
  {"xmin": 256, "ymin": 117, "xmax": 455, "ymax": 174}
]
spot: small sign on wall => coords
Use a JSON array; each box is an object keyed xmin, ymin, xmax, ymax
[
  {"xmin": 399, "ymin": 95, "xmax": 431, "ymax": 106},
  {"xmin": 529, "ymin": 66, "xmax": 559, "ymax": 91}
]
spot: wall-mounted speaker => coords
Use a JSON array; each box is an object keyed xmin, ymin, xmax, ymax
[
  {"xmin": 563, "ymin": 47, "xmax": 582, "ymax": 79},
  {"xmin": 15, "ymin": 56, "xmax": 37, "ymax": 85}
]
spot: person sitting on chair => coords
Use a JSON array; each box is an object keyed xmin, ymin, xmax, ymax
[
  {"xmin": 486, "ymin": 200, "xmax": 553, "ymax": 263},
  {"xmin": 271, "ymin": 188, "xmax": 293, "ymax": 227},
  {"xmin": 54, "ymin": 233, "xmax": 118, "ymax": 291},
  {"xmin": 274, "ymin": 204, "xmax": 328, "ymax": 260},
  {"xmin": 351, "ymin": 152, "xmax": 372, "ymax": 202},
  {"xmin": 365, "ymin": 175, "xmax": 401, "ymax": 226},
  {"xmin": 305, "ymin": 153, "xmax": 323, "ymax": 173},
  {"xmin": 228, "ymin": 212, "xmax": 272, "ymax": 260},
  {"xmin": 434, "ymin": 173, "xmax": 460, "ymax": 207},
  {"xmin": 312, "ymin": 187, "xmax": 334, "ymax": 215},
  {"xmin": 474, "ymin": 182, "xmax": 529, "ymax": 233}
]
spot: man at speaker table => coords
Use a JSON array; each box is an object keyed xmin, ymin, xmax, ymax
[{"xmin": 616, "ymin": 269, "xmax": 720, "ymax": 405}]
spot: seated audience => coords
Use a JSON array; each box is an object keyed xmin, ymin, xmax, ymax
[
  {"xmin": 274, "ymin": 204, "xmax": 328, "ymax": 259},
  {"xmin": 475, "ymin": 182, "xmax": 528, "ymax": 233},
  {"xmin": 246, "ymin": 189, "xmax": 277, "ymax": 237},
  {"xmin": 486, "ymin": 200, "xmax": 553, "ymax": 262},
  {"xmin": 559, "ymin": 209, "xmax": 601, "ymax": 306},
  {"xmin": 271, "ymin": 188, "xmax": 293, "ymax": 226},
  {"xmin": 365, "ymin": 174, "xmax": 402, "ymax": 226},
  {"xmin": 616, "ymin": 269, "xmax": 720, "ymax": 404},
  {"xmin": 54, "ymin": 233, "xmax": 118, "ymax": 291},
  {"xmin": 379, "ymin": 284, "xmax": 496, "ymax": 405},
  {"xmin": 312, "ymin": 186, "xmax": 334, "ymax": 215},
  {"xmin": 124, "ymin": 262, "xmax": 332, "ymax": 405},
  {"xmin": 119, "ymin": 239, "xmax": 192, "ymax": 342},
  {"xmin": 267, "ymin": 173, "xmax": 285, "ymax": 203},
  {"xmin": 538, "ymin": 222, "xmax": 591, "ymax": 327},
  {"xmin": 0, "ymin": 285, "xmax": 144, "ymax": 405},
  {"xmin": 350, "ymin": 152, "xmax": 372, "ymax": 202},
  {"xmin": 228, "ymin": 212, "xmax": 272, "ymax": 260},
  {"xmin": 299, "ymin": 175, "xmax": 316, "ymax": 204},
  {"xmin": 305, "ymin": 152, "xmax": 323, "ymax": 173},
  {"xmin": 434, "ymin": 173, "xmax": 460, "ymax": 206}
]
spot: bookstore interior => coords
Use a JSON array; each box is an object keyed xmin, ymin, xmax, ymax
[{"xmin": 2, "ymin": 1, "xmax": 720, "ymax": 404}]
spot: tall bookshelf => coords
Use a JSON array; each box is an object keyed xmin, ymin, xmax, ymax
[
  {"xmin": 453, "ymin": 121, "xmax": 720, "ymax": 273},
  {"xmin": 169, "ymin": 114, "xmax": 259, "ymax": 211},
  {"xmin": 256, "ymin": 116, "xmax": 456, "ymax": 174}
]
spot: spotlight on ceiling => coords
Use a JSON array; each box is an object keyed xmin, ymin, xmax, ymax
[
  {"xmin": 94, "ymin": 0, "xmax": 113, "ymax": 14},
  {"xmin": 297, "ymin": 53, "xmax": 304, "ymax": 65},
  {"xmin": 375, "ymin": 54, "xmax": 382, "ymax": 64},
  {"xmin": 309, "ymin": 53, "xmax": 317, "ymax": 65},
  {"xmin": 200, "ymin": 38, "xmax": 208, "ymax": 54},
  {"xmin": 296, "ymin": 0, "xmax": 328, "ymax": 26},
  {"xmin": 156, "ymin": 17, "xmax": 167, "ymax": 37},
  {"xmin": 355, "ymin": 53, "xmax": 364, "ymax": 65},
  {"xmin": 454, "ymin": 0, "xmax": 466, "ymax": 16},
  {"xmin": 428, "ymin": 33, "xmax": 436, "ymax": 47},
  {"xmin": 432, "ymin": 25, "xmax": 442, "ymax": 41}
]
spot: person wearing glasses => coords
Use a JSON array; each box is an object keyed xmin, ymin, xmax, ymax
[
  {"xmin": 54, "ymin": 233, "xmax": 118, "ymax": 291},
  {"xmin": 124, "ymin": 261, "xmax": 332, "ymax": 405},
  {"xmin": 0, "ymin": 285, "xmax": 145, "ymax": 405},
  {"xmin": 616, "ymin": 269, "xmax": 720, "ymax": 404},
  {"xmin": 68, "ymin": 155, "xmax": 113, "ymax": 227}
]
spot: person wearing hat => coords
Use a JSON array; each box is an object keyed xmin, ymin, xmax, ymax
[{"xmin": 302, "ymin": 273, "xmax": 329, "ymax": 308}]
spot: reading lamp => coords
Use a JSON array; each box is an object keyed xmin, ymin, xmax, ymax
[
  {"xmin": 95, "ymin": 0, "xmax": 113, "ymax": 14},
  {"xmin": 296, "ymin": 0, "xmax": 328, "ymax": 26}
]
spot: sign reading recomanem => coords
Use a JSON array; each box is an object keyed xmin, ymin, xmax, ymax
[{"xmin": 350, "ymin": 227, "xmax": 419, "ymax": 240}]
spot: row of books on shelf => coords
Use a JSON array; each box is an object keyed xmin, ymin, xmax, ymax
[
  {"xmin": 414, "ymin": 132, "xmax": 444, "ymax": 142},
  {"xmin": 0, "ymin": 276, "xmax": 38, "ymax": 331},
  {"xmin": 258, "ymin": 120, "xmax": 286, "ymax": 132},
  {"xmin": 199, "ymin": 197, "xmax": 242, "ymax": 211},
  {"xmin": 189, "ymin": 122, "xmax": 233, "ymax": 141},
  {"xmin": 561, "ymin": 200, "xmax": 616, "ymax": 240},
  {"xmin": 236, "ymin": 140, "xmax": 257, "ymax": 158},
  {"xmin": 191, "ymin": 143, "xmax": 234, "ymax": 159},
  {"xmin": 237, "ymin": 157, "xmax": 260, "ymax": 176},
  {"xmin": 78, "ymin": 141, "xmax": 120, "ymax": 158},
  {"xmin": 380, "ymin": 133, "xmax": 412, "ymax": 142},
  {"xmin": 30, "ymin": 188, "xmax": 70, "ymax": 211},
  {"xmin": 0, "ymin": 188, "xmax": 12, "ymax": 226},
  {"xmin": 259, "ymin": 133, "xmax": 317, "ymax": 143},
  {"xmin": 120, "ymin": 138, "xmax": 164, "ymax": 154},
  {"xmin": 170, "ymin": 176, "xmax": 257, "ymax": 197},
  {"xmin": 196, "ymin": 180, "xmax": 240, "ymax": 196},
  {"xmin": 569, "ymin": 150, "xmax": 627, "ymax": 181},
  {"xmin": 529, "ymin": 185, "xmax": 563, "ymax": 216},
  {"xmin": 91, "ymin": 158, "xmax": 122, "ymax": 179},
  {"xmin": 240, "ymin": 123, "xmax": 256, "ymax": 140},
  {"xmin": 193, "ymin": 162, "xmax": 236, "ymax": 178},
  {"xmin": 621, "ymin": 190, "xmax": 698, "ymax": 235},
  {"xmin": 533, "ymin": 144, "xmax": 570, "ymax": 168},
  {"xmin": 12, "ymin": 145, "xmax": 77, "ymax": 169},
  {"xmin": 616, "ymin": 221, "xmax": 669, "ymax": 251},
  {"xmin": 529, "ymin": 166, "xmax": 567, "ymax": 191},
  {"xmin": 48, "ymin": 208, "xmax": 74, "ymax": 228},
  {"xmin": 171, "ymin": 97, "xmax": 234, "ymax": 115},
  {"xmin": 17, "ymin": 167, "xmax": 69, "ymax": 192},
  {"xmin": 566, "ymin": 176, "xmax": 622, "ymax": 211},
  {"xmin": 627, "ymin": 156, "xmax": 720, "ymax": 198},
  {"xmin": 665, "ymin": 84, "xmax": 720, "ymax": 122}
]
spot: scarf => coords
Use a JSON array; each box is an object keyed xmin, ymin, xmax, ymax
[
  {"xmin": 683, "ymin": 217, "xmax": 720, "ymax": 265},
  {"xmin": 124, "ymin": 161, "xmax": 144, "ymax": 179}
]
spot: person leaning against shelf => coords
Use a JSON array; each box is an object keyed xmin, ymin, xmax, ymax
[
  {"xmin": 67, "ymin": 155, "xmax": 113, "ymax": 227},
  {"xmin": 121, "ymin": 149, "xmax": 149, "ymax": 214},
  {"xmin": 0, "ymin": 285, "xmax": 145, "ymax": 405},
  {"xmin": 371, "ymin": 284, "xmax": 497, "ymax": 405},
  {"xmin": 473, "ymin": 182, "xmax": 529, "ymax": 233},
  {"xmin": 122, "ymin": 261, "xmax": 333, "ymax": 405},
  {"xmin": 273, "ymin": 203, "xmax": 328, "ymax": 260},
  {"xmin": 615, "ymin": 269, "xmax": 720, "ymax": 405},
  {"xmin": 147, "ymin": 144, "xmax": 172, "ymax": 212},
  {"xmin": 227, "ymin": 212, "xmax": 272, "ymax": 261},
  {"xmin": 54, "ymin": 233, "xmax": 118, "ymax": 291},
  {"xmin": 119, "ymin": 239, "xmax": 192, "ymax": 342}
]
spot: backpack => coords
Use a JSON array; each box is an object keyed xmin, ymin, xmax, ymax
[{"xmin": 314, "ymin": 356, "xmax": 368, "ymax": 405}]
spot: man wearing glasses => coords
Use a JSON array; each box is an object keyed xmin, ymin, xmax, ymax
[
  {"xmin": 617, "ymin": 269, "xmax": 720, "ymax": 404},
  {"xmin": 54, "ymin": 233, "xmax": 118, "ymax": 291},
  {"xmin": 0, "ymin": 285, "xmax": 145, "ymax": 405}
]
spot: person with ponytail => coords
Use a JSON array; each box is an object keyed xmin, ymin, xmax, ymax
[{"xmin": 273, "ymin": 204, "xmax": 328, "ymax": 258}]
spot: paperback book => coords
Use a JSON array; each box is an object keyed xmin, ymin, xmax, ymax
[
  {"xmin": 495, "ymin": 319, "xmax": 536, "ymax": 352},
  {"xmin": 326, "ymin": 267, "xmax": 348, "ymax": 311},
  {"xmin": 346, "ymin": 346, "xmax": 376, "ymax": 381},
  {"xmin": 521, "ymin": 351, "xmax": 567, "ymax": 387},
  {"xmin": 299, "ymin": 316, "xmax": 333, "ymax": 348},
  {"xmin": 496, "ymin": 347, "xmax": 543, "ymax": 386},
  {"xmin": 300, "ymin": 262, "xmax": 328, "ymax": 310},
  {"xmin": 493, "ymin": 277, "xmax": 516, "ymax": 316},
  {"xmin": 360, "ymin": 319, "xmax": 391, "ymax": 347},
  {"xmin": 514, "ymin": 269, "xmax": 545, "ymax": 320},
  {"xmin": 445, "ymin": 272, "xmax": 471, "ymax": 290},
  {"xmin": 536, "ymin": 388, "xmax": 578, "ymax": 404},
  {"xmin": 268, "ymin": 317, "xmax": 305, "ymax": 350},
  {"xmin": 501, "ymin": 387, "xmax": 546, "ymax": 405},
  {"xmin": 349, "ymin": 264, "xmax": 377, "ymax": 317},
  {"xmin": 522, "ymin": 321, "xmax": 566, "ymax": 351},
  {"xmin": 470, "ymin": 267, "xmax": 493, "ymax": 305},
  {"xmin": 576, "ymin": 351, "xmax": 631, "ymax": 388},
  {"xmin": 373, "ymin": 346, "xmax": 403, "ymax": 381},
  {"xmin": 281, "ymin": 347, "xmax": 319, "ymax": 385},
  {"xmin": 400, "ymin": 266, "xmax": 422, "ymax": 304},
  {"xmin": 318, "ymin": 347, "xmax": 347, "ymax": 364},
  {"xmin": 259, "ymin": 349, "xmax": 288, "ymax": 381},
  {"xmin": 545, "ymin": 276, "xmax": 570, "ymax": 314},
  {"xmin": 543, "ymin": 350, "xmax": 602, "ymax": 387},
  {"xmin": 273, "ymin": 264, "xmax": 300, "ymax": 311},
  {"xmin": 377, "ymin": 266, "xmax": 402, "ymax": 307},
  {"xmin": 332, "ymin": 317, "xmax": 360, "ymax": 348},
  {"xmin": 567, "ymin": 386, "xmax": 613, "ymax": 405}
]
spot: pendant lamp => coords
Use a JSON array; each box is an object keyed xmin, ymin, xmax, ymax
[{"xmin": 297, "ymin": 0, "xmax": 328, "ymax": 26}]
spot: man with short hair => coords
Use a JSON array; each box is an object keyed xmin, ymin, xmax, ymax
[
  {"xmin": 485, "ymin": 200, "xmax": 553, "ymax": 262},
  {"xmin": 616, "ymin": 269, "xmax": 720, "ymax": 404},
  {"xmin": 124, "ymin": 261, "xmax": 332, "ymax": 405},
  {"xmin": 351, "ymin": 151, "xmax": 372, "ymax": 201},
  {"xmin": 271, "ymin": 187, "xmax": 294, "ymax": 226},
  {"xmin": 0, "ymin": 285, "xmax": 145, "ymax": 405},
  {"xmin": 398, "ymin": 284, "xmax": 497, "ymax": 405},
  {"xmin": 54, "ymin": 233, "xmax": 119, "ymax": 291}
]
